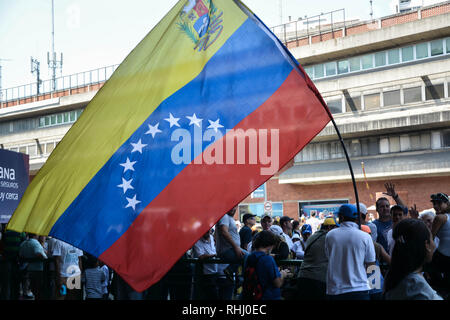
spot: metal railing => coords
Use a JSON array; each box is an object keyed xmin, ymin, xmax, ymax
[
  {"xmin": 270, "ymin": 9, "xmax": 347, "ymax": 46},
  {"xmin": 0, "ymin": 64, "xmax": 119, "ymax": 105}
]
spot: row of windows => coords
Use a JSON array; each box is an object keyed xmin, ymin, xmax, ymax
[
  {"xmin": 0, "ymin": 108, "xmax": 83, "ymax": 135},
  {"xmin": 304, "ymin": 37, "xmax": 450, "ymax": 80},
  {"xmin": 4, "ymin": 140, "xmax": 60, "ymax": 158},
  {"xmin": 295, "ymin": 130, "xmax": 450, "ymax": 163},
  {"xmin": 38, "ymin": 109, "xmax": 83, "ymax": 128},
  {"xmin": 325, "ymin": 81, "xmax": 449, "ymax": 114}
]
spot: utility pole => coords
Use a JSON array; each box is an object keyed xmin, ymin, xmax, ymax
[
  {"xmin": 31, "ymin": 57, "xmax": 42, "ymax": 95},
  {"xmin": 47, "ymin": 0, "xmax": 63, "ymax": 91}
]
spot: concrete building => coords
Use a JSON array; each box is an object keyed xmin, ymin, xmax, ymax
[
  {"xmin": 239, "ymin": 1, "xmax": 450, "ymax": 221},
  {"xmin": 1, "ymin": 1, "xmax": 449, "ymax": 222}
]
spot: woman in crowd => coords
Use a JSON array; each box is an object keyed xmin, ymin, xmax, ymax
[{"xmin": 384, "ymin": 219, "xmax": 442, "ymax": 300}]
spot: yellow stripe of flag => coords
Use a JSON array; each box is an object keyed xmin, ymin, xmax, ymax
[{"xmin": 8, "ymin": 0, "xmax": 248, "ymax": 235}]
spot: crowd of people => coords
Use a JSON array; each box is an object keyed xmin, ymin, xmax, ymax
[{"xmin": 0, "ymin": 183, "xmax": 448, "ymax": 301}]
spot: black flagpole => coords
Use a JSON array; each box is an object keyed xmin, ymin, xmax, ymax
[{"xmin": 327, "ymin": 116, "xmax": 362, "ymax": 229}]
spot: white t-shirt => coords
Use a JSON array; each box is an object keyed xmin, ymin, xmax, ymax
[
  {"xmin": 52, "ymin": 239, "xmax": 84, "ymax": 278},
  {"xmin": 292, "ymin": 241, "xmax": 305, "ymax": 259},
  {"xmin": 193, "ymin": 234, "xmax": 218, "ymax": 275},
  {"xmin": 306, "ymin": 217, "xmax": 322, "ymax": 234},
  {"xmin": 325, "ymin": 221, "xmax": 376, "ymax": 295},
  {"xmin": 283, "ymin": 232, "xmax": 294, "ymax": 251}
]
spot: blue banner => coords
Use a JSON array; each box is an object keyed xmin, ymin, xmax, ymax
[{"xmin": 0, "ymin": 149, "xmax": 29, "ymax": 224}]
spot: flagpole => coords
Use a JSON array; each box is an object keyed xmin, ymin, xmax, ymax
[{"xmin": 328, "ymin": 115, "xmax": 361, "ymax": 229}]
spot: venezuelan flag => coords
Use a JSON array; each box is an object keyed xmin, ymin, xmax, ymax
[{"xmin": 7, "ymin": 0, "xmax": 332, "ymax": 291}]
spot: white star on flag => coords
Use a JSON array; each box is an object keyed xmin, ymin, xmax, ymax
[
  {"xmin": 117, "ymin": 177, "xmax": 134, "ymax": 194},
  {"xmin": 145, "ymin": 123, "xmax": 162, "ymax": 138},
  {"xmin": 131, "ymin": 139, "xmax": 147, "ymax": 154},
  {"xmin": 186, "ymin": 113, "xmax": 202, "ymax": 127},
  {"xmin": 119, "ymin": 157, "xmax": 137, "ymax": 173},
  {"xmin": 207, "ymin": 118, "xmax": 224, "ymax": 132},
  {"xmin": 164, "ymin": 113, "xmax": 181, "ymax": 128},
  {"xmin": 125, "ymin": 194, "xmax": 141, "ymax": 211}
]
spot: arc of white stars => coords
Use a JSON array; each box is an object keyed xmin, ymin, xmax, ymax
[
  {"xmin": 164, "ymin": 113, "xmax": 181, "ymax": 128},
  {"xmin": 117, "ymin": 177, "xmax": 134, "ymax": 194},
  {"xmin": 186, "ymin": 113, "xmax": 202, "ymax": 127},
  {"xmin": 207, "ymin": 118, "xmax": 224, "ymax": 133},
  {"xmin": 145, "ymin": 122, "xmax": 162, "ymax": 138},
  {"xmin": 125, "ymin": 194, "xmax": 141, "ymax": 211},
  {"xmin": 131, "ymin": 139, "xmax": 147, "ymax": 154}
]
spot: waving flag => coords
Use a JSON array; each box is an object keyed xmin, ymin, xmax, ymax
[{"xmin": 7, "ymin": 0, "xmax": 332, "ymax": 292}]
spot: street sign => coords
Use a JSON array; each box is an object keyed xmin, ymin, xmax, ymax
[{"xmin": 264, "ymin": 201, "xmax": 272, "ymax": 213}]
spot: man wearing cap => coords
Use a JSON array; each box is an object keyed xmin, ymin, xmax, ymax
[
  {"xmin": 260, "ymin": 214, "xmax": 273, "ymax": 231},
  {"xmin": 239, "ymin": 213, "xmax": 256, "ymax": 251},
  {"xmin": 297, "ymin": 217, "xmax": 339, "ymax": 300},
  {"xmin": 430, "ymin": 193, "xmax": 450, "ymax": 294},
  {"xmin": 355, "ymin": 202, "xmax": 377, "ymax": 243},
  {"xmin": 280, "ymin": 216, "xmax": 294, "ymax": 251},
  {"xmin": 325, "ymin": 204, "xmax": 376, "ymax": 300}
]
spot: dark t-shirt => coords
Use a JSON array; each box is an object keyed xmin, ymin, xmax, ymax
[
  {"xmin": 245, "ymin": 251, "xmax": 281, "ymax": 300},
  {"xmin": 239, "ymin": 225, "xmax": 252, "ymax": 250}
]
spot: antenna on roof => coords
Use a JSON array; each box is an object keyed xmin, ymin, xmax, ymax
[
  {"xmin": 31, "ymin": 57, "xmax": 42, "ymax": 95},
  {"xmin": 370, "ymin": 0, "xmax": 374, "ymax": 20},
  {"xmin": 47, "ymin": 0, "xmax": 63, "ymax": 92}
]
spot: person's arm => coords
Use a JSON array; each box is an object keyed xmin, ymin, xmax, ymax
[
  {"xmin": 379, "ymin": 245, "xmax": 391, "ymax": 265},
  {"xmin": 431, "ymin": 214, "xmax": 447, "ymax": 239},
  {"xmin": 273, "ymin": 269, "xmax": 290, "ymax": 288},
  {"xmin": 217, "ymin": 224, "xmax": 244, "ymax": 258},
  {"xmin": 383, "ymin": 182, "xmax": 406, "ymax": 208}
]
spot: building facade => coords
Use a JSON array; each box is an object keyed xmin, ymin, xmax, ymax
[{"xmin": 1, "ymin": 2, "xmax": 449, "ymax": 222}]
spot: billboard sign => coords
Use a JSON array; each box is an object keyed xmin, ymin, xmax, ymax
[{"xmin": 0, "ymin": 149, "xmax": 29, "ymax": 224}]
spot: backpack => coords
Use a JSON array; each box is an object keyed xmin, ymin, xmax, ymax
[{"xmin": 242, "ymin": 254, "xmax": 264, "ymax": 300}]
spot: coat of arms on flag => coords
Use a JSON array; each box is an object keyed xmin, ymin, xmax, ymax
[{"xmin": 178, "ymin": 0, "xmax": 224, "ymax": 51}]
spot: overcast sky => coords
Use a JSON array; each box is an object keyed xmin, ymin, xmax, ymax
[{"xmin": 0, "ymin": 0, "xmax": 434, "ymax": 90}]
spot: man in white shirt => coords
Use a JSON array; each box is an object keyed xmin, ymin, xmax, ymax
[
  {"xmin": 325, "ymin": 204, "xmax": 376, "ymax": 300},
  {"xmin": 52, "ymin": 239, "xmax": 84, "ymax": 300},
  {"xmin": 306, "ymin": 212, "xmax": 322, "ymax": 234},
  {"xmin": 280, "ymin": 216, "xmax": 294, "ymax": 251}
]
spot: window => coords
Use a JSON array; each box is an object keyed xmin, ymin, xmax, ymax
[
  {"xmin": 304, "ymin": 66, "xmax": 314, "ymax": 78},
  {"xmin": 45, "ymin": 116, "xmax": 50, "ymax": 126},
  {"xmin": 388, "ymin": 49, "xmax": 400, "ymax": 64},
  {"xmin": 46, "ymin": 142, "xmax": 55, "ymax": 154},
  {"xmin": 403, "ymin": 86, "xmax": 422, "ymax": 103},
  {"xmin": 57, "ymin": 113, "xmax": 63, "ymax": 124},
  {"xmin": 70, "ymin": 111, "xmax": 76, "ymax": 122},
  {"xmin": 401, "ymin": 46, "xmax": 414, "ymax": 62},
  {"xmin": 50, "ymin": 115, "xmax": 57, "ymax": 126},
  {"xmin": 338, "ymin": 60, "xmax": 349, "ymax": 74},
  {"xmin": 19, "ymin": 146, "xmax": 27, "ymax": 154},
  {"xmin": 28, "ymin": 145, "xmax": 37, "ymax": 157},
  {"xmin": 325, "ymin": 62, "xmax": 337, "ymax": 76},
  {"xmin": 389, "ymin": 136, "xmax": 400, "ymax": 153},
  {"xmin": 431, "ymin": 39, "xmax": 443, "ymax": 56},
  {"xmin": 39, "ymin": 117, "xmax": 46, "ymax": 127},
  {"xmin": 443, "ymin": 130, "xmax": 450, "ymax": 147},
  {"xmin": 238, "ymin": 202, "xmax": 283, "ymax": 219},
  {"xmin": 416, "ymin": 43, "xmax": 428, "ymax": 59},
  {"xmin": 374, "ymin": 52, "xmax": 386, "ymax": 67},
  {"xmin": 420, "ymin": 133, "xmax": 431, "ymax": 149},
  {"xmin": 364, "ymin": 93, "xmax": 380, "ymax": 110},
  {"xmin": 314, "ymin": 64, "xmax": 324, "ymax": 78},
  {"xmin": 380, "ymin": 138, "xmax": 389, "ymax": 154},
  {"xmin": 400, "ymin": 135, "xmax": 411, "ymax": 151},
  {"xmin": 326, "ymin": 99, "xmax": 342, "ymax": 114},
  {"xmin": 446, "ymin": 38, "xmax": 450, "ymax": 54},
  {"xmin": 361, "ymin": 54, "xmax": 373, "ymax": 69},
  {"xmin": 349, "ymin": 57, "xmax": 360, "ymax": 72},
  {"xmin": 425, "ymin": 84, "xmax": 445, "ymax": 100},
  {"xmin": 345, "ymin": 95, "xmax": 361, "ymax": 112},
  {"xmin": 383, "ymin": 90, "xmax": 401, "ymax": 106}
]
